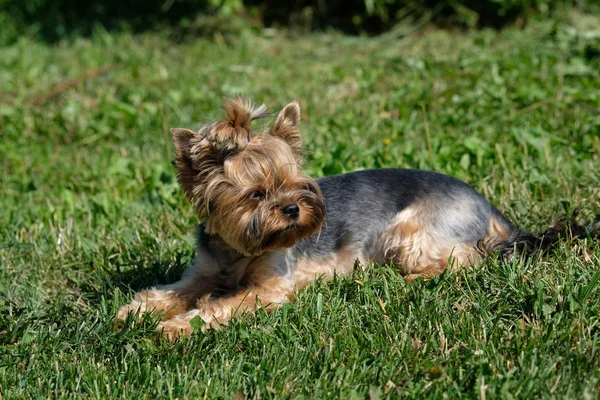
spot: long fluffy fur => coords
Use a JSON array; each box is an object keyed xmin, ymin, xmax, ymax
[{"xmin": 118, "ymin": 96, "xmax": 598, "ymax": 340}]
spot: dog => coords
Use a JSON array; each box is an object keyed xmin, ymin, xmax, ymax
[{"xmin": 117, "ymin": 96, "xmax": 598, "ymax": 340}]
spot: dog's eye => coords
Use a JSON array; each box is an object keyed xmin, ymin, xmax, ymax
[
  {"xmin": 304, "ymin": 184, "xmax": 317, "ymax": 194},
  {"xmin": 252, "ymin": 190, "xmax": 266, "ymax": 200}
]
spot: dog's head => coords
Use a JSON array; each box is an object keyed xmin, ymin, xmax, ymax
[{"xmin": 171, "ymin": 96, "xmax": 324, "ymax": 255}]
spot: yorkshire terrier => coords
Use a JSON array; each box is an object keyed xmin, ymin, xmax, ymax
[{"xmin": 117, "ymin": 96, "xmax": 598, "ymax": 339}]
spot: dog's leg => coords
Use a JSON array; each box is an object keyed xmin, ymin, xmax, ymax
[
  {"xmin": 403, "ymin": 263, "xmax": 449, "ymax": 282},
  {"xmin": 293, "ymin": 246, "xmax": 363, "ymax": 289},
  {"xmin": 116, "ymin": 280, "xmax": 214, "ymax": 322},
  {"xmin": 157, "ymin": 247, "xmax": 366, "ymax": 339},
  {"xmin": 157, "ymin": 276, "xmax": 294, "ymax": 340},
  {"xmin": 116, "ymin": 251, "xmax": 219, "ymax": 322},
  {"xmin": 156, "ymin": 252, "xmax": 295, "ymax": 339}
]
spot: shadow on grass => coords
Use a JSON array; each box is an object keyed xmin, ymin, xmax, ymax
[
  {"xmin": 76, "ymin": 251, "xmax": 193, "ymax": 309},
  {"xmin": 112, "ymin": 253, "xmax": 191, "ymax": 292}
]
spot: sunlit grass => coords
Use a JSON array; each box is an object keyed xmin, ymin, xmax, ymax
[{"xmin": 1, "ymin": 15, "xmax": 599, "ymax": 398}]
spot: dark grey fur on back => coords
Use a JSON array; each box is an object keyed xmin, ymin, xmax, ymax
[{"xmin": 291, "ymin": 168, "xmax": 515, "ymax": 259}]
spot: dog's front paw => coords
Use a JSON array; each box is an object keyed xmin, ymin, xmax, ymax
[
  {"xmin": 116, "ymin": 289, "xmax": 188, "ymax": 322},
  {"xmin": 116, "ymin": 289, "xmax": 160, "ymax": 321},
  {"xmin": 116, "ymin": 300, "xmax": 148, "ymax": 321},
  {"xmin": 157, "ymin": 318, "xmax": 195, "ymax": 341},
  {"xmin": 156, "ymin": 308, "xmax": 226, "ymax": 340}
]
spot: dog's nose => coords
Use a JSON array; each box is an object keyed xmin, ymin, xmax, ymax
[{"xmin": 281, "ymin": 204, "xmax": 300, "ymax": 219}]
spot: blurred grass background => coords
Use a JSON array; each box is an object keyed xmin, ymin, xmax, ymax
[
  {"xmin": 1, "ymin": 0, "xmax": 600, "ymax": 398},
  {"xmin": 0, "ymin": 0, "xmax": 596, "ymax": 44}
]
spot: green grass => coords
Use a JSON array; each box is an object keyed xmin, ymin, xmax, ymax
[{"xmin": 1, "ymin": 12, "xmax": 600, "ymax": 398}]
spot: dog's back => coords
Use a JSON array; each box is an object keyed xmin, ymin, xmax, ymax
[{"xmin": 293, "ymin": 169, "xmax": 520, "ymax": 280}]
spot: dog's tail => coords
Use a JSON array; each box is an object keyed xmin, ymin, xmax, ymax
[{"xmin": 490, "ymin": 211, "xmax": 600, "ymax": 259}]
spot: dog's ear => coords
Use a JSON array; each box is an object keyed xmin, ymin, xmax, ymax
[
  {"xmin": 171, "ymin": 128, "xmax": 199, "ymax": 197},
  {"xmin": 271, "ymin": 101, "xmax": 303, "ymax": 154},
  {"xmin": 171, "ymin": 127, "xmax": 233, "ymax": 217}
]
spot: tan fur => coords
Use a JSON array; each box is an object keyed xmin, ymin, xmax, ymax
[
  {"xmin": 205, "ymin": 135, "xmax": 324, "ymax": 255},
  {"xmin": 157, "ymin": 280, "xmax": 290, "ymax": 340},
  {"xmin": 294, "ymin": 246, "xmax": 363, "ymax": 289},
  {"xmin": 477, "ymin": 216, "xmax": 513, "ymax": 255},
  {"xmin": 157, "ymin": 252, "xmax": 296, "ymax": 339},
  {"xmin": 376, "ymin": 204, "xmax": 482, "ymax": 281},
  {"xmin": 118, "ymin": 244, "xmax": 364, "ymax": 340},
  {"xmin": 115, "ymin": 283, "xmax": 210, "ymax": 321},
  {"xmin": 171, "ymin": 97, "xmax": 324, "ymax": 256},
  {"xmin": 270, "ymin": 101, "xmax": 304, "ymax": 161},
  {"xmin": 151, "ymin": 246, "xmax": 363, "ymax": 340},
  {"xmin": 116, "ymin": 254, "xmax": 221, "ymax": 321}
]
